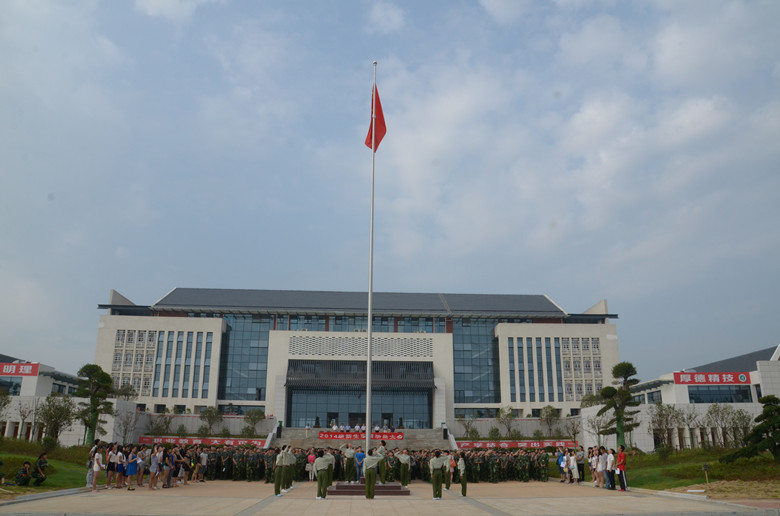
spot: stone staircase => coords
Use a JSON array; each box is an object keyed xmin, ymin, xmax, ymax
[{"xmin": 271, "ymin": 428, "xmax": 453, "ymax": 450}]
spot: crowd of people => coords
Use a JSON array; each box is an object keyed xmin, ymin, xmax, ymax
[
  {"xmin": 84, "ymin": 438, "xmax": 627, "ymax": 499},
  {"xmin": 555, "ymin": 445, "xmax": 628, "ymax": 492}
]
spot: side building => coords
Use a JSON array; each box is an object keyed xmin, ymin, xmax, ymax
[
  {"xmin": 581, "ymin": 343, "xmax": 780, "ymax": 451},
  {"xmin": 94, "ymin": 288, "xmax": 620, "ymax": 428}
]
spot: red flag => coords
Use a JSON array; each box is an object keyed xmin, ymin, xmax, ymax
[{"xmin": 365, "ymin": 84, "xmax": 386, "ymax": 150}]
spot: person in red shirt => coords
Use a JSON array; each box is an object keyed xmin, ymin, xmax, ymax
[{"xmin": 616, "ymin": 445, "xmax": 627, "ymax": 491}]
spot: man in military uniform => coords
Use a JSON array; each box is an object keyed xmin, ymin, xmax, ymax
[
  {"xmin": 232, "ymin": 448, "xmax": 245, "ymax": 481},
  {"xmin": 246, "ymin": 448, "xmax": 256, "ymax": 482},
  {"xmin": 220, "ymin": 447, "xmax": 233, "ymax": 480},
  {"xmin": 206, "ymin": 446, "xmax": 218, "ymax": 481},
  {"xmin": 340, "ymin": 444, "xmax": 355, "ymax": 484}
]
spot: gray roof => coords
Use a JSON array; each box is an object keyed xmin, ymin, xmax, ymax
[
  {"xmin": 153, "ymin": 288, "xmax": 568, "ymax": 318},
  {"xmin": 687, "ymin": 345, "xmax": 777, "ymax": 373}
]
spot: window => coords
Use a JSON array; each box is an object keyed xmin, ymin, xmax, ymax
[
  {"xmin": 137, "ymin": 330, "xmax": 146, "ymax": 345},
  {"xmin": 582, "ymin": 338, "xmax": 590, "ymax": 351},
  {"xmin": 127, "ymin": 330, "xmax": 135, "ymax": 344},
  {"xmin": 115, "ymin": 330, "xmax": 125, "ymax": 346},
  {"xmin": 583, "ymin": 359, "xmax": 592, "ymax": 373},
  {"xmin": 147, "ymin": 331, "xmax": 156, "ymax": 348},
  {"xmin": 593, "ymin": 358, "xmax": 601, "ymax": 374},
  {"xmin": 562, "ymin": 338, "xmax": 570, "ymax": 351},
  {"xmin": 572, "ymin": 338, "xmax": 580, "ymax": 352},
  {"xmin": 113, "ymin": 353, "xmax": 122, "ymax": 370},
  {"xmin": 592, "ymin": 338, "xmax": 600, "ymax": 352}
]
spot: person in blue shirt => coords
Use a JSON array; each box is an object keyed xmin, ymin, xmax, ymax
[{"xmin": 354, "ymin": 447, "xmax": 365, "ymax": 483}]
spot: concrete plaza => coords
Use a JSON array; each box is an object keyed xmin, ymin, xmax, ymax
[{"xmin": 1, "ymin": 479, "xmax": 778, "ymax": 516}]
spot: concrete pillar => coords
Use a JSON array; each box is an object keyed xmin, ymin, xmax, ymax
[{"xmin": 3, "ymin": 420, "xmax": 16, "ymax": 438}]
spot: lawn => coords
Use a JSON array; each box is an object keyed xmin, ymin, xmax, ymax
[{"xmin": 0, "ymin": 440, "xmax": 90, "ymax": 501}]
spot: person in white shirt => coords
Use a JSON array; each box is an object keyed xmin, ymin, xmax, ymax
[
  {"xmin": 606, "ymin": 448, "xmax": 616, "ymax": 490},
  {"xmin": 568, "ymin": 450, "xmax": 579, "ymax": 484},
  {"xmin": 91, "ymin": 445, "xmax": 105, "ymax": 493}
]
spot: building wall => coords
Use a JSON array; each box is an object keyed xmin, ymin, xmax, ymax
[
  {"xmin": 493, "ymin": 322, "xmax": 620, "ymax": 417},
  {"xmin": 95, "ymin": 315, "xmax": 226, "ymax": 413}
]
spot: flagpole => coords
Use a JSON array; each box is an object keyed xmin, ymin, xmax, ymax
[{"xmin": 365, "ymin": 61, "xmax": 377, "ymax": 455}]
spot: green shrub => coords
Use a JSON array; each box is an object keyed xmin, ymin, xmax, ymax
[
  {"xmin": 467, "ymin": 427, "xmax": 480, "ymax": 440},
  {"xmin": 220, "ymin": 427, "xmax": 231, "ymax": 437},
  {"xmin": 656, "ymin": 445, "xmax": 673, "ymax": 462},
  {"xmin": 41, "ymin": 436, "xmax": 58, "ymax": 453},
  {"xmin": 176, "ymin": 424, "xmax": 187, "ymax": 437},
  {"xmin": 197, "ymin": 425, "xmax": 210, "ymax": 437},
  {"xmin": 488, "ymin": 427, "xmax": 501, "ymax": 440}
]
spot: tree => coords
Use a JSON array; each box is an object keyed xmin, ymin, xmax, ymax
[
  {"xmin": 704, "ymin": 404, "xmax": 735, "ymax": 447},
  {"xmin": 17, "ymin": 399, "xmax": 35, "ymax": 440},
  {"xmin": 721, "ymin": 395, "xmax": 780, "ymax": 463},
  {"xmin": 73, "ymin": 364, "xmax": 114, "ymax": 446},
  {"xmin": 0, "ymin": 389, "xmax": 10, "ymax": 419},
  {"xmin": 496, "ymin": 406, "xmax": 516, "ymax": 437},
  {"xmin": 563, "ymin": 416, "xmax": 582, "ymax": 441},
  {"xmin": 242, "ymin": 408, "xmax": 266, "ymax": 437},
  {"xmin": 115, "ymin": 407, "xmax": 142, "ymax": 443},
  {"xmin": 580, "ymin": 393, "xmax": 603, "ymax": 408},
  {"xmin": 199, "ymin": 406, "xmax": 223, "ymax": 435},
  {"xmin": 115, "ymin": 384, "xmax": 138, "ymax": 401},
  {"xmin": 539, "ymin": 405, "xmax": 560, "ymax": 436},
  {"xmin": 586, "ymin": 413, "xmax": 610, "ymax": 447},
  {"xmin": 456, "ymin": 414, "xmax": 478, "ymax": 438},
  {"xmin": 729, "ymin": 408, "xmax": 755, "ymax": 446},
  {"xmin": 648, "ymin": 403, "xmax": 681, "ymax": 449},
  {"xmin": 597, "ymin": 361, "xmax": 640, "ymax": 449},
  {"xmin": 679, "ymin": 405, "xmax": 701, "ymax": 449},
  {"xmin": 37, "ymin": 394, "xmax": 75, "ymax": 443}
]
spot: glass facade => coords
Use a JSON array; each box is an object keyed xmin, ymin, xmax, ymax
[
  {"xmin": 217, "ymin": 315, "xmax": 271, "ymax": 401},
  {"xmin": 452, "ymin": 318, "xmax": 500, "ymax": 404},
  {"xmin": 688, "ymin": 385, "xmax": 753, "ymax": 403},
  {"xmin": 287, "ymin": 388, "xmax": 431, "ymax": 429}
]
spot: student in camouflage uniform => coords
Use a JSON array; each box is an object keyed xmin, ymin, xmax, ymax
[{"xmin": 206, "ymin": 447, "xmax": 218, "ymax": 481}]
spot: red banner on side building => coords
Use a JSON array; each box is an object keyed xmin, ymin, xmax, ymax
[
  {"xmin": 674, "ymin": 372, "xmax": 750, "ymax": 385},
  {"xmin": 318, "ymin": 431, "xmax": 404, "ymax": 441},
  {"xmin": 138, "ymin": 436, "xmax": 266, "ymax": 447},
  {"xmin": 0, "ymin": 363, "xmax": 39, "ymax": 376},
  {"xmin": 457, "ymin": 440, "xmax": 576, "ymax": 449}
]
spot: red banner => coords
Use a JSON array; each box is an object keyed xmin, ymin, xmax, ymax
[
  {"xmin": 318, "ymin": 431, "xmax": 404, "ymax": 441},
  {"xmin": 674, "ymin": 372, "xmax": 750, "ymax": 385},
  {"xmin": 0, "ymin": 363, "xmax": 39, "ymax": 376},
  {"xmin": 457, "ymin": 440, "xmax": 576, "ymax": 449},
  {"xmin": 138, "ymin": 436, "xmax": 266, "ymax": 447}
]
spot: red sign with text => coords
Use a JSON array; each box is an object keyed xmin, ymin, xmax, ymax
[
  {"xmin": 318, "ymin": 431, "xmax": 404, "ymax": 441},
  {"xmin": 674, "ymin": 372, "xmax": 750, "ymax": 385},
  {"xmin": 457, "ymin": 440, "xmax": 576, "ymax": 449},
  {"xmin": 0, "ymin": 363, "xmax": 39, "ymax": 376},
  {"xmin": 139, "ymin": 436, "xmax": 266, "ymax": 447}
]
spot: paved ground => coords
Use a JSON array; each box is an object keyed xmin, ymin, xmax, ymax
[{"xmin": 1, "ymin": 480, "xmax": 778, "ymax": 516}]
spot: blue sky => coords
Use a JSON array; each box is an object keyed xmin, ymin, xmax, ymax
[{"xmin": 1, "ymin": 0, "xmax": 778, "ymax": 381}]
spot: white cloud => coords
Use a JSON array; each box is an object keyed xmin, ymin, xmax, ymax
[
  {"xmin": 479, "ymin": 0, "xmax": 531, "ymax": 24},
  {"xmin": 367, "ymin": 1, "xmax": 405, "ymax": 34},
  {"xmin": 651, "ymin": 1, "xmax": 780, "ymax": 91},
  {"xmin": 134, "ymin": 0, "xmax": 221, "ymax": 23}
]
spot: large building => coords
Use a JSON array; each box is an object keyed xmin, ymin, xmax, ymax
[{"xmin": 94, "ymin": 289, "xmax": 620, "ymax": 428}]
